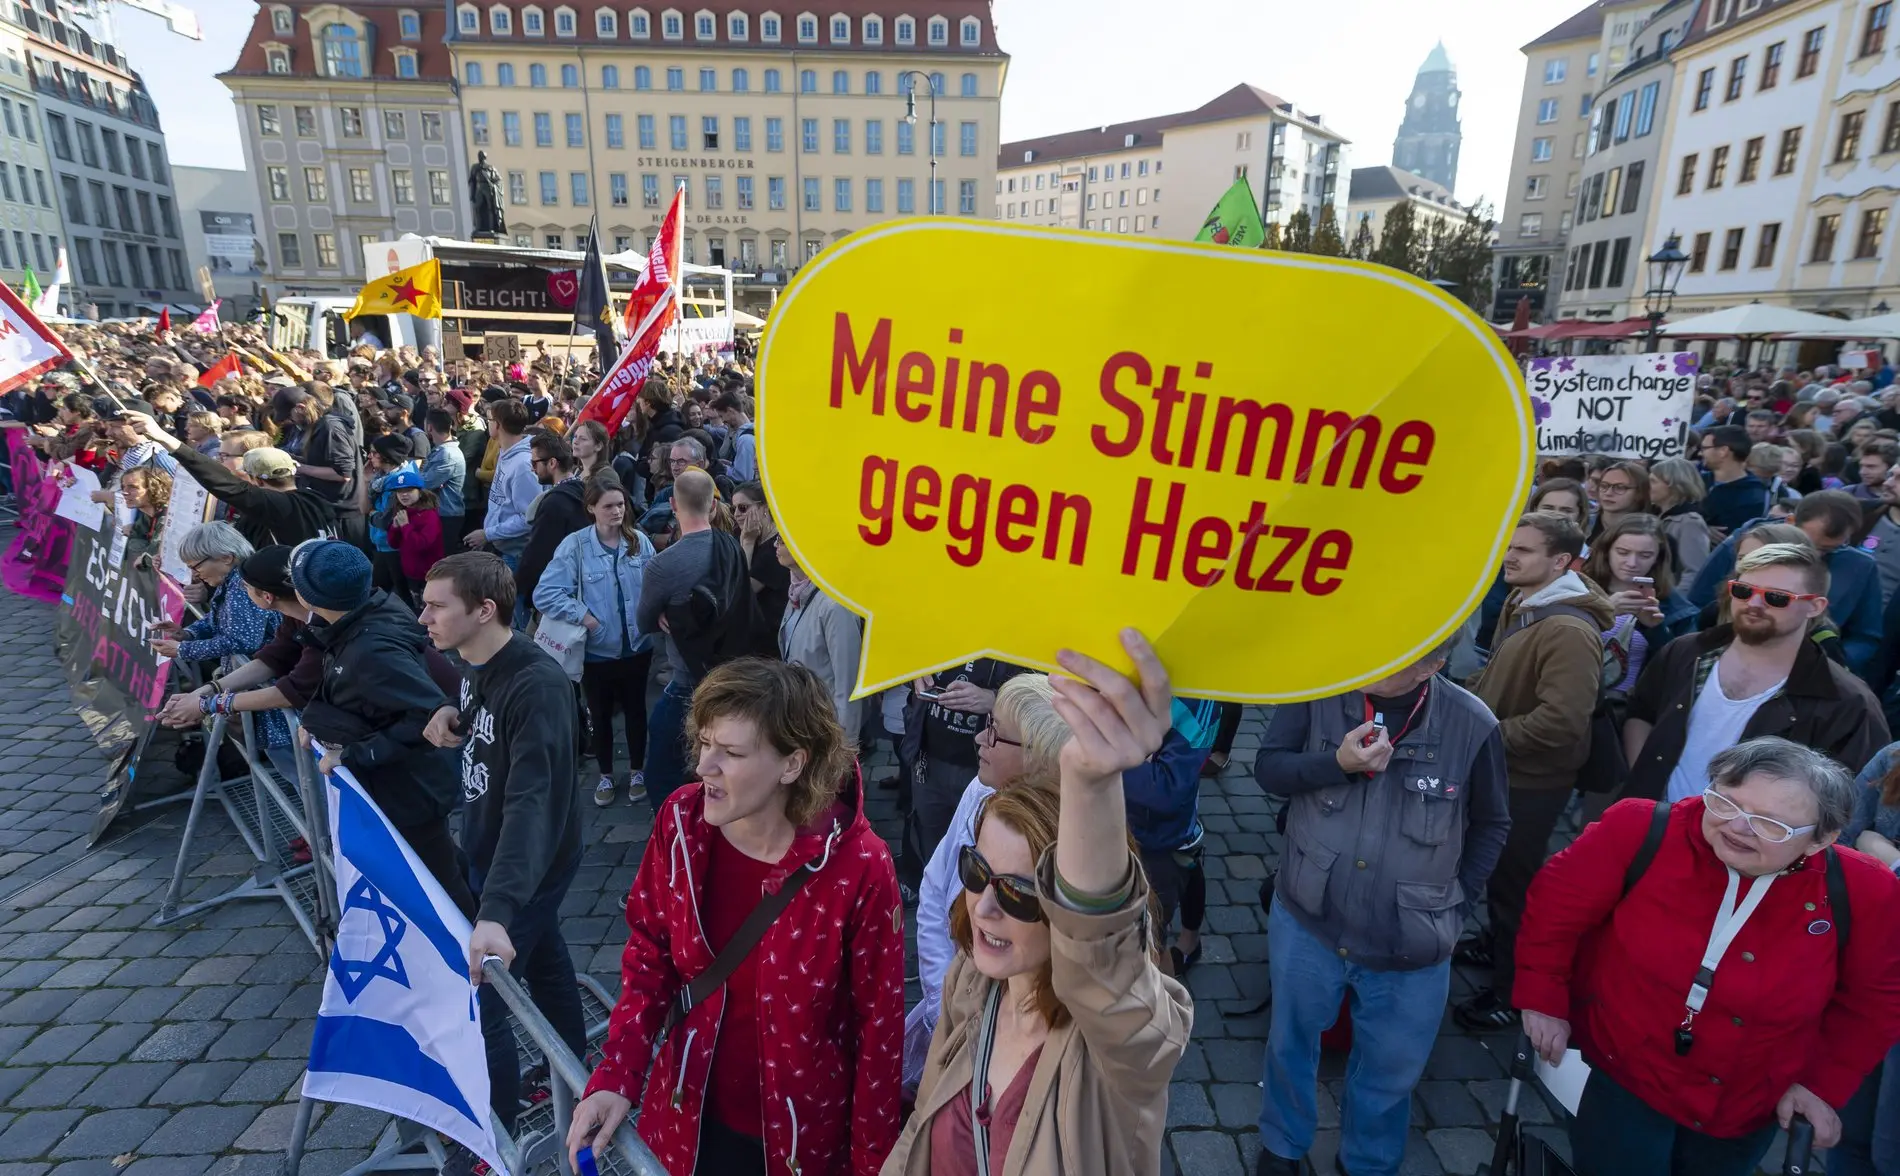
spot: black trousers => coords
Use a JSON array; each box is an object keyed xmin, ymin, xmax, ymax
[
  {"xmin": 1212, "ymin": 701, "xmax": 1244, "ymax": 758},
  {"xmin": 333, "ymin": 509, "xmax": 370, "ymax": 554},
  {"xmin": 1486, "ymin": 786, "xmax": 1574, "ymax": 999},
  {"xmin": 398, "ymin": 816, "xmax": 477, "ymax": 920},
  {"xmin": 581, "ymin": 651, "xmax": 653, "ymax": 777},
  {"xmin": 371, "ymin": 550, "xmax": 412, "ymax": 608},
  {"xmin": 439, "ymin": 514, "xmax": 465, "ymax": 554},
  {"xmin": 477, "ymin": 864, "xmax": 586, "ymax": 1134}
]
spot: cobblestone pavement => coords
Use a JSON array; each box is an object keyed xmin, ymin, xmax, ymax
[{"xmin": 0, "ymin": 534, "xmax": 1816, "ymax": 1176}]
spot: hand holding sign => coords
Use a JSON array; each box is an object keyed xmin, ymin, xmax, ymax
[{"xmin": 758, "ymin": 221, "xmax": 1533, "ymax": 701}]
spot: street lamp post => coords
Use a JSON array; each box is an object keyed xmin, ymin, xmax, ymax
[
  {"xmin": 1641, "ymin": 233, "xmax": 1690, "ymax": 353},
  {"xmin": 899, "ymin": 71, "xmax": 938, "ymax": 214}
]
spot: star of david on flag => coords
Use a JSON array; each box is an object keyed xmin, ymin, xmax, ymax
[{"xmin": 302, "ymin": 753, "xmax": 505, "ymax": 1173}]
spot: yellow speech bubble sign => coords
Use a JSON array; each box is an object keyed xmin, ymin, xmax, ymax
[{"xmin": 758, "ymin": 220, "xmax": 1532, "ymax": 702}]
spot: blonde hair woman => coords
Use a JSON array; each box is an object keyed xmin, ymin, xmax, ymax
[
  {"xmin": 904, "ymin": 673, "xmax": 1069, "ymax": 1090},
  {"xmin": 884, "ymin": 631, "xmax": 1192, "ymax": 1176}
]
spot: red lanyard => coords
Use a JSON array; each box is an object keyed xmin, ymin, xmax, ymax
[{"xmin": 1365, "ymin": 681, "xmax": 1431, "ymax": 745}]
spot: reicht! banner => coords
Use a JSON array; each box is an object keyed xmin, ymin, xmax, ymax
[{"xmin": 54, "ymin": 522, "xmax": 185, "ymax": 842}]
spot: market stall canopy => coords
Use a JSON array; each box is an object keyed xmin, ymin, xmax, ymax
[
  {"xmin": 1787, "ymin": 311, "xmax": 1900, "ymax": 340},
  {"xmin": 1507, "ymin": 319, "xmax": 1600, "ymax": 341},
  {"xmin": 1657, "ymin": 301, "xmax": 1851, "ymax": 339},
  {"xmin": 1567, "ymin": 316, "xmax": 1654, "ymax": 339}
]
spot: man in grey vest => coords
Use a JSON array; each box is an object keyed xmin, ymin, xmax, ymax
[{"xmin": 1252, "ymin": 640, "xmax": 1510, "ymax": 1176}]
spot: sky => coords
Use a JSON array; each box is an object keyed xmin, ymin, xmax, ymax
[{"xmin": 112, "ymin": 0, "xmax": 1600, "ymax": 210}]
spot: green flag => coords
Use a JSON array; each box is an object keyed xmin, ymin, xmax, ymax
[
  {"xmin": 19, "ymin": 266, "xmax": 39, "ymax": 306},
  {"xmin": 1194, "ymin": 178, "xmax": 1267, "ymax": 248}
]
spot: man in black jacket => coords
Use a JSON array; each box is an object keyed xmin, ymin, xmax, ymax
[
  {"xmin": 127, "ymin": 412, "xmax": 337, "ymax": 548},
  {"xmin": 513, "ymin": 432, "xmax": 589, "ymax": 615},
  {"xmin": 1624, "ymin": 541, "xmax": 1890, "ymax": 799},
  {"xmin": 289, "ymin": 541, "xmax": 471, "ymax": 913},
  {"xmin": 418, "ymin": 551, "xmax": 585, "ymax": 1131}
]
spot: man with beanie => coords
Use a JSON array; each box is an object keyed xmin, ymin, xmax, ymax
[
  {"xmin": 291, "ymin": 540, "xmax": 472, "ymax": 913},
  {"xmin": 126, "ymin": 412, "xmax": 337, "ymax": 548},
  {"xmin": 417, "ymin": 551, "xmax": 585, "ymax": 1133}
]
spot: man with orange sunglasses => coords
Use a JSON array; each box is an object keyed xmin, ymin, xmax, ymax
[{"xmin": 1624, "ymin": 541, "xmax": 1888, "ymax": 804}]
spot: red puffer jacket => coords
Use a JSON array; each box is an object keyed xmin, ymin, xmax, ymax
[
  {"xmin": 585, "ymin": 767, "xmax": 905, "ymax": 1176},
  {"xmin": 1514, "ymin": 798, "xmax": 1900, "ymax": 1138}
]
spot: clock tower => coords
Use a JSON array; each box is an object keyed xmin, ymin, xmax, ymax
[{"xmin": 1392, "ymin": 42, "xmax": 1462, "ymax": 195}]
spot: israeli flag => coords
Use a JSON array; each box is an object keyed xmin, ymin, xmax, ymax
[{"xmin": 303, "ymin": 757, "xmax": 506, "ymax": 1174}]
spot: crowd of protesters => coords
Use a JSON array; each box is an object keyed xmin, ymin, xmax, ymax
[{"xmin": 5, "ymin": 320, "xmax": 1900, "ymax": 1176}]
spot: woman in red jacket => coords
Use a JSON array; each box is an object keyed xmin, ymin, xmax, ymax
[
  {"xmin": 566, "ymin": 657, "xmax": 906, "ymax": 1176},
  {"xmin": 1515, "ymin": 736, "xmax": 1900, "ymax": 1176}
]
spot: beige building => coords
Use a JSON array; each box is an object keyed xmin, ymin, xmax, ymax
[
  {"xmin": 994, "ymin": 83, "xmax": 1349, "ymax": 242},
  {"xmin": 1643, "ymin": 0, "xmax": 1900, "ymax": 334},
  {"xmin": 447, "ymin": 2, "xmax": 1006, "ymax": 277},
  {"xmin": 1344, "ymin": 164, "xmax": 1463, "ymax": 248},
  {"xmin": 222, "ymin": 0, "xmax": 473, "ymax": 298},
  {"xmin": 1492, "ymin": 1, "xmax": 1639, "ymax": 320}
]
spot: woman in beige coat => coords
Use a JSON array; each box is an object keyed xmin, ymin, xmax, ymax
[{"xmin": 881, "ymin": 629, "xmax": 1193, "ymax": 1176}]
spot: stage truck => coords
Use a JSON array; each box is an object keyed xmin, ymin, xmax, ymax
[{"xmin": 269, "ymin": 235, "xmax": 744, "ymax": 362}]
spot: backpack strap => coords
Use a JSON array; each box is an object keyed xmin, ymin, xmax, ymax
[
  {"xmin": 1622, "ymin": 800, "xmax": 1673, "ymax": 897},
  {"xmin": 1822, "ymin": 846, "xmax": 1853, "ymax": 967}
]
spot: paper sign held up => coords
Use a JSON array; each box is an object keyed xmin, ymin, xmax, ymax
[
  {"xmin": 1525, "ymin": 353, "xmax": 1699, "ymax": 461},
  {"xmin": 757, "ymin": 221, "xmax": 1535, "ymax": 702}
]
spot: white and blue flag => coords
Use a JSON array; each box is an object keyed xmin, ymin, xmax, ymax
[{"xmin": 302, "ymin": 757, "xmax": 505, "ymax": 1174}]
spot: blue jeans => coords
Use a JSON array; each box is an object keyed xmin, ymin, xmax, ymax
[
  {"xmin": 1571, "ymin": 1066, "xmax": 1776, "ymax": 1176},
  {"xmin": 1258, "ymin": 898, "xmax": 1449, "ymax": 1175},
  {"xmin": 642, "ymin": 679, "xmax": 693, "ymax": 811},
  {"xmin": 1830, "ymin": 1050, "xmax": 1900, "ymax": 1176}
]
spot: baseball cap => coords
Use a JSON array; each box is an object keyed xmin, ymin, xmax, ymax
[{"xmin": 242, "ymin": 447, "xmax": 298, "ymax": 481}]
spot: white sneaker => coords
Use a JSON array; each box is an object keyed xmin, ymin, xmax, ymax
[
  {"xmin": 593, "ymin": 775, "xmax": 616, "ymax": 807},
  {"xmin": 627, "ymin": 770, "xmax": 645, "ymax": 804}
]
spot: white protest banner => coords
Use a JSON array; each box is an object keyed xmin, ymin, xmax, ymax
[
  {"xmin": 0, "ymin": 280, "xmax": 71, "ymax": 395},
  {"xmin": 1525, "ymin": 352, "xmax": 1700, "ymax": 461},
  {"xmin": 51, "ymin": 462, "xmax": 105, "ymax": 531},
  {"xmin": 157, "ymin": 468, "xmax": 211, "ymax": 586}
]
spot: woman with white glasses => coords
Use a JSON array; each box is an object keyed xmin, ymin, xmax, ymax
[{"xmin": 1512, "ymin": 737, "xmax": 1900, "ymax": 1176}]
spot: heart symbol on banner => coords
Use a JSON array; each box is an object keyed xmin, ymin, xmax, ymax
[{"xmin": 548, "ymin": 270, "xmax": 579, "ymax": 308}]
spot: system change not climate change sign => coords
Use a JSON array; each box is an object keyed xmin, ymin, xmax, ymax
[{"xmin": 1526, "ymin": 352, "xmax": 1700, "ymax": 461}]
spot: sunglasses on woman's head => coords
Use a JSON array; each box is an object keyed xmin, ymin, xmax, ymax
[
  {"xmin": 1726, "ymin": 580, "xmax": 1821, "ymax": 609},
  {"xmin": 958, "ymin": 845, "xmax": 1043, "ymax": 923}
]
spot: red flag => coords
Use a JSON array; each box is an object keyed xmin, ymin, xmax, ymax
[
  {"xmin": 156, "ymin": 307, "xmax": 171, "ymax": 333},
  {"xmin": 0, "ymin": 280, "xmax": 72, "ymax": 397},
  {"xmin": 581, "ymin": 186, "xmax": 684, "ymax": 434},
  {"xmin": 198, "ymin": 351, "xmax": 241, "ymax": 389}
]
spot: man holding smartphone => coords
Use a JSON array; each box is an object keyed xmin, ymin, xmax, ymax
[
  {"xmin": 899, "ymin": 657, "xmax": 1028, "ymax": 880},
  {"xmin": 1252, "ymin": 640, "xmax": 1510, "ymax": 1176}
]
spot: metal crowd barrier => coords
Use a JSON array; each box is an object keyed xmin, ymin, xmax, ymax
[
  {"xmin": 263, "ymin": 720, "xmax": 664, "ymax": 1176},
  {"xmin": 154, "ymin": 708, "xmax": 334, "ymax": 955}
]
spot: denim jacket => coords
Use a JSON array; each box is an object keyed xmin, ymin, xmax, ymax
[
  {"xmin": 531, "ymin": 525, "xmax": 657, "ymax": 661},
  {"xmin": 420, "ymin": 441, "xmax": 465, "ymax": 517}
]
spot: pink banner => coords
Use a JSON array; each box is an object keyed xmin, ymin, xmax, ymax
[{"xmin": 3, "ymin": 427, "xmax": 74, "ymax": 603}]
